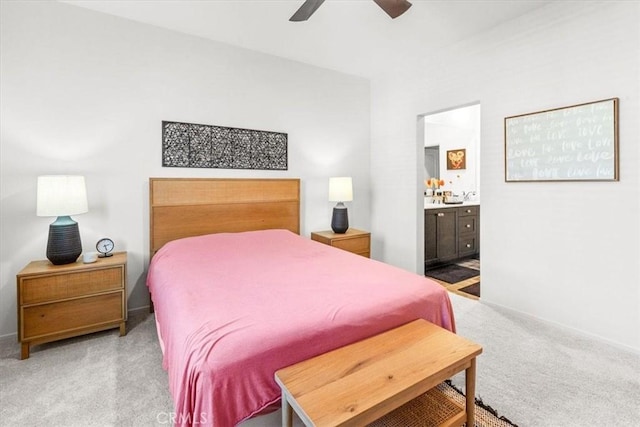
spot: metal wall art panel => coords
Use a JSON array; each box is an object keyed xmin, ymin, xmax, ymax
[{"xmin": 162, "ymin": 121, "xmax": 288, "ymax": 170}]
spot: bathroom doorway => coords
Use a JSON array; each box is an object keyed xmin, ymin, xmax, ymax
[{"xmin": 418, "ymin": 102, "xmax": 481, "ymax": 297}]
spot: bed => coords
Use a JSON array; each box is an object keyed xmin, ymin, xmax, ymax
[{"xmin": 146, "ymin": 178, "xmax": 456, "ymax": 427}]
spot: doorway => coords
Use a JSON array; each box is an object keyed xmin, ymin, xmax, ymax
[{"xmin": 418, "ymin": 103, "xmax": 481, "ymax": 298}]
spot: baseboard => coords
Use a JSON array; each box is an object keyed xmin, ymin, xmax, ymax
[
  {"xmin": 128, "ymin": 305, "xmax": 152, "ymax": 316},
  {"xmin": 481, "ymin": 300, "xmax": 640, "ymax": 355},
  {"xmin": 0, "ymin": 331, "xmax": 17, "ymax": 342}
]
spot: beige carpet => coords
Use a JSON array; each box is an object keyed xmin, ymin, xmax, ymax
[{"xmin": 2, "ymin": 294, "xmax": 639, "ymax": 427}]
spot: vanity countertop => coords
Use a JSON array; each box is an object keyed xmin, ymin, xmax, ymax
[{"xmin": 424, "ymin": 200, "xmax": 480, "ymax": 210}]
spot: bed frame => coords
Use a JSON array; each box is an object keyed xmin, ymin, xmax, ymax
[{"xmin": 149, "ymin": 178, "xmax": 300, "ymax": 257}]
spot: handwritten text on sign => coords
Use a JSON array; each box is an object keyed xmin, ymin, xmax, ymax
[{"xmin": 505, "ymin": 98, "xmax": 618, "ymax": 181}]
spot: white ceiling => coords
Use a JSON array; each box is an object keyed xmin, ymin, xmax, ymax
[{"xmin": 63, "ymin": 0, "xmax": 552, "ymax": 79}]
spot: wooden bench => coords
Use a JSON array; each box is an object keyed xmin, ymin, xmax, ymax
[{"xmin": 274, "ymin": 319, "xmax": 482, "ymax": 427}]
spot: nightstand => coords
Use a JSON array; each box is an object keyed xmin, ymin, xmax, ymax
[
  {"xmin": 16, "ymin": 251, "xmax": 127, "ymax": 359},
  {"xmin": 311, "ymin": 229, "xmax": 371, "ymax": 258}
]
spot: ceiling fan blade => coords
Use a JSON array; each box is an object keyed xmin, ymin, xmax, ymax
[
  {"xmin": 373, "ymin": 0, "xmax": 412, "ymax": 19},
  {"xmin": 290, "ymin": 0, "xmax": 326, "ymax": 22}
]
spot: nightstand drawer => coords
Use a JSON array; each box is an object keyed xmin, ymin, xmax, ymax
[
  {"xmin": 22, "ymin": 291, "xmax": 124, "ymax": 340},
  {"xmin": 331, "ymin": 237, "xmax": 370, "ymax": 254},
  {"xmin": 20, "ymin": 266, "xmax": 124, "ymax": 305},
  {"xmin": 311, "ymin": 229, "xmax": 371, "ymax": 258}
]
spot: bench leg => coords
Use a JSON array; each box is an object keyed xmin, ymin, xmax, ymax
[
  {"xmin": 281, "ymin": 391, "xmax": 293, "ymax": 427},
  {"xmin": 466, "ymin": 357, "xmax": 477, "ymax": 426}
]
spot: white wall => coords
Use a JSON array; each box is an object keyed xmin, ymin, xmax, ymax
[
  {"xmin": 371, "ymin": 1, "xmax": 640, "ymax": 351},
  {"xmin": 0, "ymin": 1, "xmax": 370, "ymax": 337}
]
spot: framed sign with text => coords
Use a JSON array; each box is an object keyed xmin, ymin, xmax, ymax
[{"xmin": 504, "ymin": 98, "xmax": 619, "ymax": 182}]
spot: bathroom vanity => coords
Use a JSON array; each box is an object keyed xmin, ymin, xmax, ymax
[{"xmin": 424, "ymin": 201, "xmax": 479, "ymax": 269}]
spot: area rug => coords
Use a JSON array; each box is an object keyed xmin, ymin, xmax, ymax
[
  {"xmin": 459, "ymin": 282, "xmax": 481, "ymax": 298},
  {"xmin": 425, "ymin": 264, "xmax": 479, "ymax": 284},
  {"xmin": 369, "ymin": 381, "xmax": 517, "ymax": 427}
]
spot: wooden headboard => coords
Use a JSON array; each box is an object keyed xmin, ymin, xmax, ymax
[{"xmin": 149, "ymin": 178, "xmax": 300, "ymax": 255}]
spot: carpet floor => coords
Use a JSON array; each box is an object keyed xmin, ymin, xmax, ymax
[
  {"xmin": 426, "ymin": 258, "xmax": 480, "ymax": 299},
  {"xmin": 2, "ymin": 295, "xmax": 639, "ymax": 427}
]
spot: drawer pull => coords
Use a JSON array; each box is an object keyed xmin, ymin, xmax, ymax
[
  {"xmin": 465, "ymin": 224, "xmax": 471, "ymax": 228},
  {"xmin": 437, "ymin": 213, "xmax": 444, "ymax": 217},
  {"xmin": 466, "ymin": 209, "xmax": 472, "ymax": 213},
  {"xmin": 466, "ymin": 244, "xmax": 472, "ymax": 248}
]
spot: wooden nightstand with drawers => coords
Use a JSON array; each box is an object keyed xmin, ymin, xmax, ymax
[
  {"xmin": 16, "ymin": 251, "xmax": 127, "ymax": 359},
  {"xmin": 311, "ymin": 229, "xmax": 371, "ymax": 258}
]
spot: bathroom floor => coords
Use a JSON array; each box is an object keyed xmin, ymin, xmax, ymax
[{"xmin": 425, "ymin": 258, "xmax": 480, "ymax": 299}]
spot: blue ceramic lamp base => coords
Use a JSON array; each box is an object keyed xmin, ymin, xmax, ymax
[
  {"xmin": 46, "ymin": 216, "xmax": 82, "ymax": 265},
  {"xmin": 331, "ymin": 203, "xmax": 349, "ymax": 234}
]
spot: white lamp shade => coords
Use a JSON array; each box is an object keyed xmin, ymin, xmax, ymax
[
  {"xmin": 328, "ymin": 177, "xmax": 353, "ymax": 202},
  {"xmin": 37, "ymin": 175, "xmax": 88, "ymax": 217}
]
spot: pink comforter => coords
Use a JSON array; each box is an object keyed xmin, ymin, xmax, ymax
[{"xmin": 147, "ymin": 229, "xmax": 455, "ymax": 426}]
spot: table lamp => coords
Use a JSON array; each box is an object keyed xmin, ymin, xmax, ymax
[
  {"xmin": 37, "ymin": 175, "xmax": 88, "ymax": 265},
  {"xmin": 329, "ymin": 177, "xmax": 353, "ymax": 234}
]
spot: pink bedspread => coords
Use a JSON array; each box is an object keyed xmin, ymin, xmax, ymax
[{"xmin": 147, "ymin": 229, "xmax": 455, "ymax": 427}]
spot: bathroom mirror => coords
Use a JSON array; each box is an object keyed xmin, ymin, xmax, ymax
[{"xmin": 424, "ymin": 104, "xmax": 480, "ymax": 198}]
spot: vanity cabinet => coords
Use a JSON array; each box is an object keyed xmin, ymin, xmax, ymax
[
  {"xmin": 424, "ymin": 208, "xmax": 458, "ymax": 266},
  {"xmin": 458, "ymin": 206, "xmax": 479, "ymax": 258},
  {"xmin": 425, "ymin": 205, "xmax": 479, "ymax": 269}
]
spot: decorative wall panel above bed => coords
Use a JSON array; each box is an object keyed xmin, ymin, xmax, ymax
[{"xmin": 162, "ymin": 121, "xmax": 288, "ymax": 170}]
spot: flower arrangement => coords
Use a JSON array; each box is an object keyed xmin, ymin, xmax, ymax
[
  {"xmin": 425, "ymin": 178, "xmax": 445, "ymax": 204},
  {"xmin": 425, "ymin": 178, "xmax": 445, "ymax": 189}
]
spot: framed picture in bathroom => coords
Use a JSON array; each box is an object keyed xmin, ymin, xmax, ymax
[
  {"xmin": 504, "ymin": 98, "xmax": 619, "ymax": 182},
  {"xmin": 446, "ymin": 148, "xmax": 466, "ymax": 170}
]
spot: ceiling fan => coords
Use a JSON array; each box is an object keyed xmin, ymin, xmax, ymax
[{"xmin": 290, "ymin": 0, "xmax": 412, "ymax": 22}]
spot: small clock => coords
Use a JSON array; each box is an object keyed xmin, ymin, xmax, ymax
[{"xmin": 96, "ymin": 238, "xmax": 115, "ymax": 258}]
